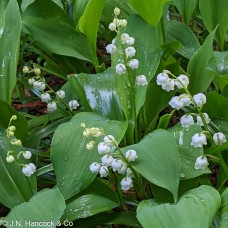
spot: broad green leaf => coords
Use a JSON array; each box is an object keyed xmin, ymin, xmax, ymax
[
  {"xmin": 169, "ymin": 124, "xmax": 211, "ymax": 180},
  {"xmin": 143, "ymin": 80, "xmax": 175, "ymax": 128},
  {"xmin": 0, "ymin": 99, "xmax": 28, "ymax": 143},
  {"xmin": 0, "ymin": 0, "xmax": 21, "ymax": 104},
  {"xmin": 72, "ymin": 68, "xmax": 125, "ymax": 120},
  {"xmin": 51, "ymin": 112, "xmax": 128, "ymax": 199},
  {"xmin": 21, "ymin": 0, "xmax": 35, "ymax": 12},
  {"xmin": 137, "ymin": 185, "xmax": 221, "ymax": 228},
  {"xmin": 78, "ymin": 0, "xmax": 105, "ymax": 66},
  {"xmin": 61, "ymin": 179, "xmax": 119, "ymax": 221},
  {"xmin": 207, "ymin": 51, "xmax": 228, "ymax": 91},
  {"xmin": 0, "ymin": 126, "xmax": 36, "ymax": 209},
  {"xmin": 22, "ymin": 0, "xmax": 93, "ymax": 62},
  {"xmin": 6, "ymin": 188, "xmax": 65, "ymax": 227},
  {"xmin": 126, "ymin": 129, "xmax": 180, "ymax": 202},
  {"xmin": 166, "ymin": 20, "xmax": 200, "ymax": 59},
  {"xmin": 202, "ymin": 91, "xmax": 228, "ymax": 120},
  {"xmin": 220, "ymin": 188, "xmax": 228, "ymax": 228},
  {"xmin": 0, "ymin": 0, "xmax": 5, "ymax": 38},
  {"xmin": 188, "ymin": 29, "xmax": 216, "ymax": 94},
  {"xmin": 75, "ymin": 211, "xmax": 141, "ymax": 228},
  {"xmin": 72, "ymin": 0, "xmax": 89, "ymax": 25},
  {"xmin": 172, "ymin": 0, "xmax": 197, "ymax": 24},
  {"xmin": 127, "ymin": 0, "xmax": 169, "ymax": 26},
  {"xmin": 199, "ymin": 0, "xmax": 228, "ymax": 50}
]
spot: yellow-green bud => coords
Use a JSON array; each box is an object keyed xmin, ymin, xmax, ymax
[
  {"xmin": 114, "ymin": 7, "xmax": 120, "ymax": 16},
  {"xmin": 34, "ymin": 68, "xmax": 41, "ymax": 75},
  {"xmin": 7, "ymin": 131, "xmax": 14, "ymax": 137},
  {"xmin": 23, "ymin": 66, "xmax": 29, "ymax": 73},
  {"xmin": 11, "ymin": 115, "xmax": 17, "ymax": 120},
  {"xmin": 6, "ymin": 155, "xmax": 15, "ymax": 163},
  {"xmin": 8, "ymin": 126, "xmax": 16, "ymax": 131}
]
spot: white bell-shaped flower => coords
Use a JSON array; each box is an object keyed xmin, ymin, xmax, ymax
[
  {"xmin": 116, "ymin": 63, "xmax": 126, "ymax": 75},
  {"xmin": 213, "ymin": 132, "xmax": 226, "ymax": 145},
  {"xmin": 191, "ymin": 133, "xmax": 207, "ymax": 147},
  {"xmin": 108, "ymin": 22, "xmax": 116, "ymax": 31},
  {"xmin": 99, "ymin": 166, "xmax": 109, "ymax": 177},
  {"xmin": 180, "ymin": 114, "xmax": 194, "ymax": 128},
  {"xmin": 103, "ymin": 135, "xmax": 116, "ymax": 146},
  {"xmin": 111, "ymin": 159, "xmax": 124, "ymax": 172},
  {"xmin": 193, "ymin": 93, "xmax": 206, "ymax": 108},
  {"xmin": 89, "ymin": 162, "xmax": 101, "ymax": 173},
  {"xmin": 196, "ymin": 113, "xmax": 210, "ymax": 126},
  {"xmin": 161, "ymin": 79, "xmax": 175, "ymax": 92},
  {"xmin": 125, "ymin": 149, "xmax": 138, "ymax": 162},
  {"xmin": 47, "ymin": 102, "xmax": 57, "ymax": 112},
  {"xmin": 169, "ymin": 96, "xmax": 185, "ymax": 110},
  {"xmin": 56, "ymin": 90, "xmax": 65, "ymax": 99},
  {"xmin": 23, "ymin": 151, "xmax": 32, "ymax": 159},
  {"xmin": 41, "ymin": 93, "xmax": 51, "ymax": 103},
  {"xmin": 118, "ymin": 163, "xmax": 127, "ymax": 174},
  {"xmin": 69, "ymin": 100, "xmax": 80, "ymax": 110},
  {"xmin": 157, "ymin": 72, "xmax": 169, "ymax": 86},
  {"xmin": 128, "ymin": 59, "xmax": 139, "ymax": 69},
  {"xmin": 126, "ymin": 37, "xmax": 135, "ymax": 45},
  {"xmin": 136, "ymin": 75, "xmax": 148, "ymax": 86},
  {"xmin": 101, "ymin": 155, "xmax": 114, "ymax": 167},
  {"xmin": 97, "ymin": 142, "xmax": 111, "ymax": 155},
  {"xmin": 106, "ymin": 44, "xmax": 117, "ymax": 54},
  {"xmin": 175, "ymin": 74, "xmax": 189, "ymax": 89},
  {"xmin": 121, "ymin": 33, "xmax": 129, "ymax": 44},
  {"xmin": 125, "ymin": 46, "xmax": 136, "ymax": 58},
  {"xmin": 22, "ymin": 163, "xmax": 36, "ymax": 177},
  {"xmin": 194, "ymin": 156, "xmax": 209, "ymax": 170},
  {"xmin": 120, "ymin": 177, "xmax": 133, "ymax": 190}
]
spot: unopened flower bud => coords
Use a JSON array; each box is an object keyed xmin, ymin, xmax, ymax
[
  {"xmin": 34, "ymin": 68, "xmax": 41, "ymax": 75},
  {"xmin": 6, "ymin": 155, "xmax": 15, "ymax": 163},
  {"xmin": 23, "ymin": 66, "xmax": 29, "ymax": 73},
  {"xmin": 23, "ymin": 151, "xmax": 32, "ymax": 159},
  {"xmin": 114, "ymin": 7, "xmax": 120, "ymax": 15}
]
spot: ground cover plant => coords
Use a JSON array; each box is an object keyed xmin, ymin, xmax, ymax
[{"xmin": 1, "ymin": 0, "xmax": 228, "ymax": 227}]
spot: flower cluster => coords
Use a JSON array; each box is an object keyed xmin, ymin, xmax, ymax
[
  {"xmin": 157, "ymin": 70, "xmax": 227, "ymax": 170},
  {"xmin": 5, "ymin": 115, "xmax": 36, "ymax": 177},
  {"xmin": 81, "ymin": 123, "xmax": 138, "ymax": 191},
  {"xmin": 106, "ymin": 8, "xmax": 148, "ymax": 87},
  {"xmin": 23, "ymin": 66, "xmax": 80, "ymax": 113}
]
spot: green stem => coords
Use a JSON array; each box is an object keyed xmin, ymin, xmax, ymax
[{"xmin": 217, "ymin": 147, "xmax": 228, "ymax": 178}]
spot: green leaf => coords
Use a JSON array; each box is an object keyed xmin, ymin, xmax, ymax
[
  {"xmin": 207, "ymin": 51, "xmax": 228, "ymax": 91},
  {"xmin": 137, "ymin": 185, "xmax": 221, "ymax": 228},
  {"xmin": 6, "ymin": 188, "xmax": 65, "ymax": 227},
  {"xmin": 51, "ymin": 112, "xmax": 128, "ymax": 199},
  {"xmin": 172, "ymin": 0, "xmax": 197, "ymax": 24},
  {"xmin": 72, "ymin": 0, "xmax": 89, "ymax": 25},
  {"xmin": 72, "ymin": 68, "xmax": 125, "ymax": 120},
  {"xmin": 188, "ymin": 29, "xmax": 216, "ymax": 94},
  {"xmin": 127, "ymin": 129, "xmax": 180, "ymax": 202},
  {"xmin": 219, "ymin": 188, "xmax": 228, "ymax": 228},
  {"xmin": 75, "ymin": 211, "xmax": 141, "ymax": 228},
  {"xmin": 169, "ymin": 124, "xmax": 211, "ymax": 180},
  {"xmin": 0, "ymin": 99, "xmax": 28, "ymax": 143},
  {"xmin": 78, "ymin": 0, "xmax": 105, "ymax": 65},
  {"xmin": 199, "ymin": 0, "xmax": 228, "ymax": 50},
  {"xmin": 22, "ymin": 0, "xmax": 93, "ymax": 62},
  {"xmin": 202, "ymin": 91, "xmax": 228, "ymax": 120},
  {"xmin": 61, "ymin": 179, "xmax": 119, "ymax": 221},
  {"xmin": 166, "ymin": 20, "xmax": 200, "ymax": 59},
  {"xmin": 0, "ymin": 0, "xmax": 21, "ymax": 104},
  {"xmin": 127, "ymin": 0, "xmax": 169, "ymax": 26},
  {"xmin": 21, "ymin": 0, "xmax": 35, "ymax": 12},
  {"xmin": 0, "ymin": 126, "xmax": 36, "ymax": 209}
]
